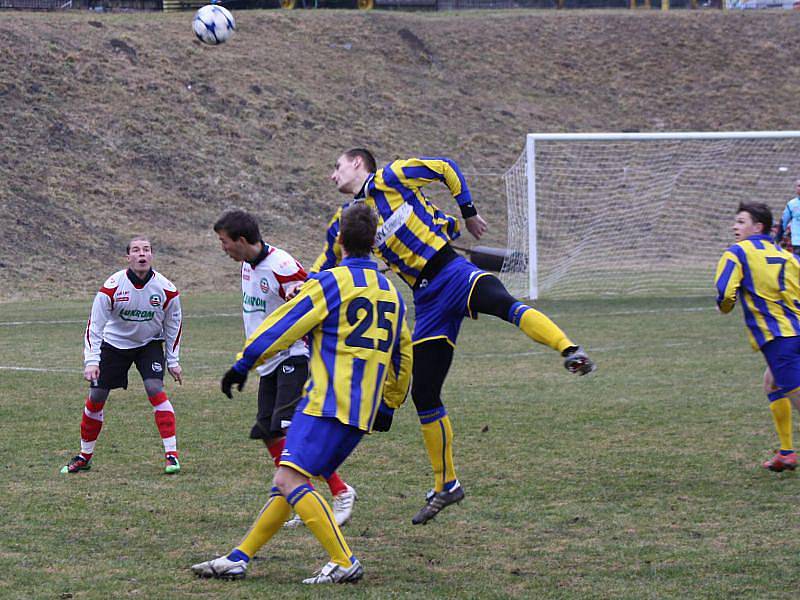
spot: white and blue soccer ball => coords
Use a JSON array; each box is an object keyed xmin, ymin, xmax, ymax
[{"xmin": 193, "ymin": 4, "xmax": 236, "ymax": 46}]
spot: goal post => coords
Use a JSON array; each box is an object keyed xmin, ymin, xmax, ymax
[{"xmin": 501, "ymin": 131, "xmax": 800, "ymax": 300}]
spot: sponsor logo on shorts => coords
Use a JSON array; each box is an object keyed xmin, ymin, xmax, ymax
[
  {"xmin": 151, "ymin": 362, "xmax": 163, "ymax": 373},
  {"xmin": 280, "ymin": 419, "xmax": 292, "ymax": 429},
  {"xmin": 282, "ymin": 364, "xmax": 295, "ymax": 374},
  {"xmin": 260, "ymin": 278, "xmax": 269, "ymax": 294},
  {"xmin": 149, "ymin": 294, "xmax": 161, "ymax": 307},
  {"xmin": 281, "ymin": 449, "xmax": 292, "ymax": 458},
  {"xmin": 418, "ymin": 278, "xmax": 429, "ymax": 289}
]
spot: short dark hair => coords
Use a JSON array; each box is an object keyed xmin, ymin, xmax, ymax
[
  {"xmin": 340, "ymin": 203, "xmax": 378, "ymax": 258},
  {"xmin": 344, "ymin": 148, "xmax": 377, "ymax": 173},
  {"xmin": 738, "ymin": 202, "xmax": 772, "ymax": 235},
  {"xmin": 213, "ymin": 210, "xmax": 261, "ymax": 244},
  {"xmin": 126, "ymin": 236, "xmax": 150, "ymax": 254}
]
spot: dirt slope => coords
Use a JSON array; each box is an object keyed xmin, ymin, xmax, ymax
[{"xmin": 1, "ymin": 9, "xmax": 799, "ymax": 300}]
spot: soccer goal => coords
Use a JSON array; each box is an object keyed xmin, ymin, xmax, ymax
[{"xmin": 500, "ymin": 131, "xmax": 800, "ymax": 300}]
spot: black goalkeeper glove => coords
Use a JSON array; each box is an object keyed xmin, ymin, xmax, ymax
[
  {"xmin": 562, "ymin": 345, "xmax": 595, "ymax": 376},
  {"xmin": 373, "ymin": 403, "xmax": 395, "ymax": 432},
  {"xmin": 221, "ymin": 366, "xmax": 248, "ymax": 399}
]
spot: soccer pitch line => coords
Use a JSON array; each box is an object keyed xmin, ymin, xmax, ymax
[
  {"xmin": 0, "ymin": 306, "xmax": 714, "ymax": 328},
  {"xmin": 0, "ymin": 312, "xmax": 241, "ymax": 327},
  {"xmin": 0, "ymin": 338, "xmax": 718, "ymax": 375}
]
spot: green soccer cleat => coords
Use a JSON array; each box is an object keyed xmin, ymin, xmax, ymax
[
  {"xmin": 165, "ymin": 455, "xmax": 181, "ymax": 475},
  {"xmin": 61, "ymin": 455, "xmax": 92, "ymax": 474}
]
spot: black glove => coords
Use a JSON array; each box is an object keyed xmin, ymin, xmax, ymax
[
  {"xmin": 221, "ymin": 366, "xmax": 248, "ymax": 399},
  {"xmin": 373, "ymin": 403, "xmax": 395, "ymax": 432}
]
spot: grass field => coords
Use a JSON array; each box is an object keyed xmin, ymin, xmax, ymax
[{"xmin": 2, "ymin": 291, "xmax": 800, "ymax": 599}]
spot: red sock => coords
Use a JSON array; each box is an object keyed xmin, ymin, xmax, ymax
[
  {"xmin": 267, "ymin": 438, "xmax": 285, "ymax": 468},
  {"xmin": 80, "ymin": 398, "xmax": 104, "ymax": 460},
  {"xmin": 149, "ymin": 392, "xmax": 176, "ymax": 440},
  {"xmin": 326, "ymin": 472, "xmax": 347, "ymax": 496}
]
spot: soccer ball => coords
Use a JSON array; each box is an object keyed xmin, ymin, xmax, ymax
[{"xmin": 193, "ymin": 4, "xmax": 236, "ymax": 46}]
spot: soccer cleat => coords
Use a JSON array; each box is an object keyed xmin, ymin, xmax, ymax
[
  {"xmin": 283, "ymin": 514, "xmax": 303, "ymax": 529},
  {"xmin": 562, "ymin": 345, "xmax": 596, "ymax": 376},
  {"xmin": 302, "ymin": 559, "xmax": 363, "ymax": 584},
  {"xmin": 191, "ymin": 555, "xmax": 248, "ymax": 580},
  {"xmin": 165, "ymin": 455, "xmax": 181, "ymax": 475},
  {"xmin": 332, "ymin": 484, "xmax": 357, "ymax": 526},
  {"xmin": 411, "ymin": 483, "xmax": 465, "ymax": 525},
  {"xmin": 762, "ymin": 450, "xmax": 798, "ymax": 472},
  {"xmin": 60, "ymin": 455, "xmax": 91, "ymax": 474}
]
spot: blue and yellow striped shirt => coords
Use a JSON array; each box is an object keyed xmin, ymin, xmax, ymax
[
  {"xmin": 311, "ymin": 157, "xmax": 474, "ymax": 288},
  {"xmin": 234, "ymin": 257, "xmax": 413, "ymax": 432},
  {"xmin": 715, "ymin": 234, "xmax": 800, "ymax": 350}
]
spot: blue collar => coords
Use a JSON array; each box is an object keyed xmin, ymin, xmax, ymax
[
  {"xmin": 746, "ymin": 234, "xmax": 772, "ymax": 242},
  {"xmin": 341, "ymin": 257, "xmax": 377, "ymax": 269}
]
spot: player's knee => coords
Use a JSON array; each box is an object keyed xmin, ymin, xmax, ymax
[
  {"xmin": 273, "ymin": 466, "xmax": 304, "ymax": 496},
  {"xmin": 143, "ymin": 378, "xmax": 163, "ymax": 397},
  {"xmin": 470, "ymin": 274, "xmax": 516, "ymax": 320},
  {"xmin": 88, "ymin": 387, "xmax": 109, "ymax": 404},
  {"xmin": 411, "ymin": 383, "xmax": 443, "ymax": 413}
]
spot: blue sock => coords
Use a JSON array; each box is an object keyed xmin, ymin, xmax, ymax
[{"xmin": 227, "ymin": 548, "xmax": 250, "ymax": 563}]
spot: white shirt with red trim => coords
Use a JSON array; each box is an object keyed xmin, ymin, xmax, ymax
[
  {"xmin": 84, "ymin": 269, "xmax": 182, "ymax": 368},
  {"xmin": 242, "ymin": 245, "xmax": 309, "ymax": 376}
]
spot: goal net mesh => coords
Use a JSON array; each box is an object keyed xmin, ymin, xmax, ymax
[{"xmin": 501, "ymin": 135, "xmax": 800, "ymax": 299}]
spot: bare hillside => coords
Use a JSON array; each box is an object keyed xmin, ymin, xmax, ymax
[{"xmin": 1, "ymin": 9, "xmax": 799, "ymax": 300}]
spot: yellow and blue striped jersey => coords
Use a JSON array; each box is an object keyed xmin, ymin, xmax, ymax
[
  {"xmin": 234, "ymin": 257, "xmax": 413, "ymax": 432},
  {"xmin": 311, "ymin": 157, "xmax": 474, "ymax": 288},
  {"xmin": 715, "ymin": 234, "xmax": 800, "ymax": 350}
]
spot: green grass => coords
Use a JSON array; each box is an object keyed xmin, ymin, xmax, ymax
[{"xmin": 2, "ymin": 292, "xmax": 799, "ymax": 599}]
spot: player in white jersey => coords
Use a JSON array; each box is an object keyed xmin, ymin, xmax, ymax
[
  {"xmin": 213, "ymin": 210, "xmax": 356, "ymax": 526},
  {"xmin": 61, "ymin": 236, "xmax": 184, "ymax": 475}
]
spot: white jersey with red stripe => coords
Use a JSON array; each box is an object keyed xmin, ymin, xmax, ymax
[
  {"xmin": 84, "ymin": 269, "xmax": 183, "ymax": 368},
  {"xmin": 242, "ymin": 245, "xmax": 309, "ymax": 376}
]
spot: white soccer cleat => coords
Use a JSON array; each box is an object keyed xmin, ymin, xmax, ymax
[
  {"xmin": 283, "ymin": 513, "xmax": 303, "ymax": 529},
  {"xmin": 302, "ymin": 559, "xmax": 363, "ymax": 584},
  {"xmin": 190, "ymin": 555, "xmax": 248, "ymax": 580},
  {"xmin": 332, "ymin": 484, "xmax": 357, "ymax": 526}
]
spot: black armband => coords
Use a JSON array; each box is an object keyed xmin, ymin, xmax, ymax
[{"xmin": 459, "ymin": 202, "xmax": 478, "ymax": 219}]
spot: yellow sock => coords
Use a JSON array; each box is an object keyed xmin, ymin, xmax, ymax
[
  {"xmin": 420, "ymin": 413, "xmax": 456, "ymax": 493},
  {"xmin": 769, "ymin": 396, "xmax": 793, "ymax": 451},
  {"xmin": 237, "ymin": 487, "xmax": 291, "ymax": 558},
  {"xmin": 514, "ymin": 304, "xmax": 573, "ymax": 353},
  {"xmin": 290, "ymin": 484, "xmax": 353, "ymax": 568}
]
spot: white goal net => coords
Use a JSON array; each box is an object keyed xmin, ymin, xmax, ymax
[{"xmin": 500, "ymin": 131, "xmax": 800, "ymax": 300}]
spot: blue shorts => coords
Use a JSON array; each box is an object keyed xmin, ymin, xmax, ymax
[
  {"xmin": 279, "ymin": 409, "xmax": 364, "ymax": 479},
  {"xmin": 412, "ymin": 256, "xmax": 490, "ymax": 346},
  {"xmin": 761, "ymin": 336, "xmax": 800, "ymax": 395}
]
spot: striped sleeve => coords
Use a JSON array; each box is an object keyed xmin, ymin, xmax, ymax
[
  {"xmin": 714, "ymin": 249, "xmax": 742, "ymax": 314},
  {"xmin": 392, "ymin": 157, "xmax": 473, "ymax": 209},
  {"xmin": 310, "ymin": 207, "xmax": 344, "ymax": 274},
  {"xmin": 382, "ymin": 303, "xmax": 413, "ymax": 410},
  {"xmin": 235, "ymin": 278, "xmax": 329, "ymax": 372}
]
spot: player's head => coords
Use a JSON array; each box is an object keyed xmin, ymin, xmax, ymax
[
  {"xmin": 339, "ymin": 203, "xmax": 378, "ymax": 258},
  {"xmin": 331, "ymin": 148, "xmax": 376, "ymax": 195},
  {"xmin": 213, "ymin": 210, "xmax": 261, "ymax": 262},
  {"xmin": 126, "ymin": 236, "xmax": 152, "ymax": 275},
  {"xmin": 734, "ymin": 202, "xmax": 772, "ymax": 241}
]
